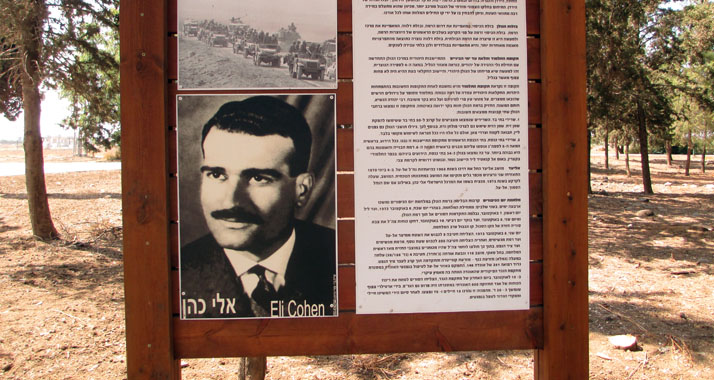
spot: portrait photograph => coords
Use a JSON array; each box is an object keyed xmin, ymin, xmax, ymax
[
  {"xmin": 178, "ymin": 0, "xmax": 338, "ymax": 90},
  {"xmin": 177, "ymin": 94, "xmax": 337, "ymax": 319}
]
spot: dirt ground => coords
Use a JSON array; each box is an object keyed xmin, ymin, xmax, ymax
[{"xmin": 0, "ymin": 147, "xmax": 712, "ymax": 379}]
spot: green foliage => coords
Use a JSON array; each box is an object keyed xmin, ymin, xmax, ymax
[
  {"xmin": 0, "ymin": 2, "xmax": 37, "ymax": 121},
  {"xmin": 59, "ymin": 8, "xmax": 120, "ymax": 152},
  {"xmin": 658, "ymin": 1, "xmax": 714, "ymax": 153},
  {"xmin": 672, "ymin": 92, "xmax": 714, "ymax": 151},
  {"xmin": 0, "ymin": 38, "xmax": 22, "ymax": 121},
  {"xmin": 586, "ymin": 0, "xmax": 676, "ymax": 142},
  {"xmin": 586, "ymin": 0, "xmax": 714, "ymax": 155}
]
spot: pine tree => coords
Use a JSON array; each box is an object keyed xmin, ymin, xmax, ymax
[
  {"xmin": 586, "ymin": 0, "xmax": 678, "ymax": 194},
  {"xmin": 0, "ymin": 0, "xmax": 119, "ymax": 239}
]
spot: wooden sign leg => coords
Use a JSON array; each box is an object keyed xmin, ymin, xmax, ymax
[
  {"xmin": 121, "ymin": 1, "xmax": 179, "ymax": 379},
  {"xmin": 240, "ymin": 357, "xmax": 267, "ymax": 380},
  {"xmin": 536, "ymin": 0, "xmax": 589, "ymax": 378}
]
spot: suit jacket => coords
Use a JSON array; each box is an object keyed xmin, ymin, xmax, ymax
[{"xmin": 180, "ymin": 219, "xmax": 336, "ymax": 319}]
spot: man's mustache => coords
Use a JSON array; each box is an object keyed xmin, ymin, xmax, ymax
[{"xmin": 210, "ymin": 207, "xmax": 264, "ymax": 224}]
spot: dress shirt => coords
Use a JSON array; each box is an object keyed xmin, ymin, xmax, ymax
[{"xmin": 224, "ymin": 229, "xmax": 295, "ymax": 296}]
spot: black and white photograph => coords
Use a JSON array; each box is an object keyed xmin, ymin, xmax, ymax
[
  {"xmin": 177, "ymin": 94, "xmax": 337, "ymax": 319},
  {"xmin": 177, "ymin": 0, "xmax": 338, "ymax": 90}
]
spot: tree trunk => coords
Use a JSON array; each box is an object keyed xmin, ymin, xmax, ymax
[
  {"xmin": 665, "ymin": 140, "xmax": 672, "ymax": 166},
  {"xmin": 625, "ymin": 142, "xmax": 631, "ymax": 177},
  {"xmin": 702, "ymin": 145, "xmax": 707, "ymax": 174},
  {"xmin": 637, "ymin": 100, "xmax": 653, "ymax": 194},
  {"xmin": 22, "ymin": 79, "xmax": 58, "ymax": 239},
  {"xmin": 685, "ymin": 129, "xmax": 692, "ymax": 176},
  {"xmin": 240, "ymin": 357, "xmax": 266, "ymax": 380},
  {"xmin": 21, "ymin": 1, "xmax": 58, "ymax": 240},
  {"xmin": 604, "ymin": 125, "xmax": 609, "ymax": 170},
  {"xmin": 588, "ymin": 128, "xmax": 592, "ymax": 194},
  {"xmin": 702, "ymin": 127, "xmax": 707, "ymax": 173}
]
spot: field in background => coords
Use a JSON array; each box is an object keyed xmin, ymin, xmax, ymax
[{"xmin": 0, "ymin": 145, "xmax": 120, "ymax": 163}]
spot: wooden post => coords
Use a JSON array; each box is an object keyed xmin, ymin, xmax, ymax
[
  {"xmin": 121, "ymin": 0, "xmax": 180, "ymax": 379},
  {"xmin": 240, "ymin": 357, "xmax": 267, "ymax": 380},
  {"xmin": 536, "ymin": 0, "xmax": 589, "ymax": 378}
]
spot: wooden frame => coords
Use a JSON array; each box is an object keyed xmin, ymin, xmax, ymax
[{"xmin": 120, "ymin": 0, "xmax": 587, "ymax": 378}]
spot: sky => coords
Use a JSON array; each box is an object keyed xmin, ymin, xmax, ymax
[
  {"xmin": 661, "ymin": 0, "xmax": 694, "ymax": 10},
  {"xmin": 0, "ymin": 89, "xmax": 73, "ymax": 141},
  {"xmin": 178, "ymin": 0, "xmax": 336, "ymax": 42}
]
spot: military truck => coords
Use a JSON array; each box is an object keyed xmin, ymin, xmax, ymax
[
  {"xmin": 244, "ymin": 43, "xmax": 257, "ymax": 58},
  {"xmin": 232, "ymin": 39, "xmax": 246, "ymax": 54},
  {"xmin": 183, "ymin": 20, "xmax": 198, "ymax": 37},
  {"xmin": 254, "ymin": 44, "xmax": 281, "ymax": 67},
  {"xmin": 286, "ymin": 53, "xmax": 326, "ymax": 81},
  {"xmin": 209, "ymin": 34, "xmax": 228, "ymax": 47}
]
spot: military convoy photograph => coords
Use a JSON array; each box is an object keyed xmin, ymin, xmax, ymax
[{"xmin": 177, "ymin": 0, "xmax": 337, "ymax": 89}]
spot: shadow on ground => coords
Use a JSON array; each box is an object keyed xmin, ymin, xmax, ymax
[
  {"xmin": 0, "ymin": 192, "xmax": 121, "ymax": 200},
  {"xmin": 5, "ymin": 236, "xmax": 123, "ymax": 301},
  {"xmin": 589, "ymin": 294, "xmax": 714, "ymax": 362},
  {"xmin": 589, "ymin": 192, "xmax": 714, "ymax": 267},
  {"xmin": 0, "ymin": 216, "xmax": 20, "ymax": 236},
  {"xmin": 301, "ymin": 349, "xmax": 533, "ymax": 379}
]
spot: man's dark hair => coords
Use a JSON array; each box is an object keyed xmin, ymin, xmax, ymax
[{"xmin": 201, "ymin": 96, "xmax": 312, "ymax": 175}]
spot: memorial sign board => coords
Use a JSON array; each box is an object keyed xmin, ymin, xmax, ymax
[
  {"xmin": 353, "ymin": 0, "xmax": 531, "ymax": 314},
  {"xmin": 120, "ymin": 0, "xmax": 588, "ymax": 378}
]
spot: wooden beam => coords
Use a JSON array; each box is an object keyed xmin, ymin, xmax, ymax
[
  {"xmin": 173, "ymin": 309, "xmax": 544, "ymax": 358},
  {"xmin": 120, "ymin": 0, "xmax": 180, "ymax": 378},
  {"xmin": 536, "ymin": 0, "xmax": 589, "ymax": 378}
]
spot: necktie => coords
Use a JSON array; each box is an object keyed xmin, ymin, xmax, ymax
[{"xmin": 248, "ymin": 265, "xmax": 278, "ymax": 315}]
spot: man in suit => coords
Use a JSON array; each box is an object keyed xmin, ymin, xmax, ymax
[{"xmin": 180, "ymin": 96, "xmax": 336, "ymax": 319}]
